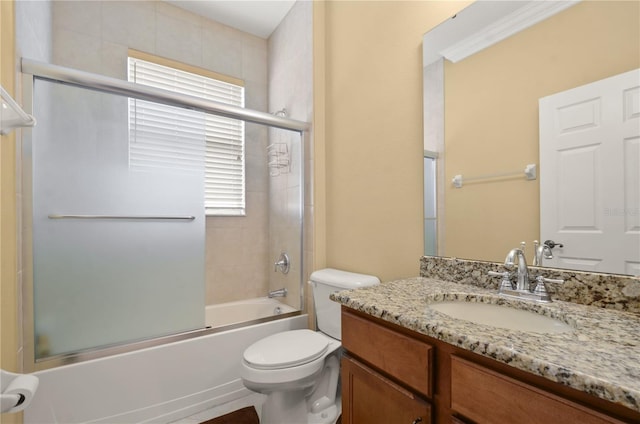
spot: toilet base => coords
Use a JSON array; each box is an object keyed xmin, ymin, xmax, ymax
[
  {"xmin": 260, "ymin": 393, "xmax": 340, "ymax": 424},
  {"xmin": 260, "ymin": 390, "xmax": 307, "ymax": 424},
  {"xmin": 308, "ymin": 396, "xmax": 341, "ymax": 424}
]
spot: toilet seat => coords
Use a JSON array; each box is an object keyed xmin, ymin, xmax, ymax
[
  {"xmin": 243, "ymin": 329, "xmax": 329, "ymax": 370},
  {"xmin": 241, "ymin": 331, "xmax": 341, "ymax": 388}
]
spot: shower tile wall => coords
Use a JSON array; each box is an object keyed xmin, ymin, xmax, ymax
[
  {"xmin": 268, "ymin": 1, "xmax": 313, "ymax": 310},
  {"xmin": 16, "ymin": 0, "xmax": 52, "ymax": 63},
  {"xmin": 49, "ymin": 0, "xmax": 270, "ymax": 305}
]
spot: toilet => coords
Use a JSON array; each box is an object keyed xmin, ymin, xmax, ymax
[{"xmin": 240, "ymin": 268, "xmax": 380, "ymax": 424}]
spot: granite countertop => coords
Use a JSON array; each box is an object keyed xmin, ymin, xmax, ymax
[{"xmin": 331, "ymin": 277, "xmax": 640, "ymax": 413}]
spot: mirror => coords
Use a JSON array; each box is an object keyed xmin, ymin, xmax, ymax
[{"xmin": 423, "ymin": 1, "xmax": 640, "ymax": 275}]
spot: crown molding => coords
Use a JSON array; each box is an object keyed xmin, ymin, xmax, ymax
[{"xmin": 425, "ymin": 1, "xmax": 580, "ymax": 66}]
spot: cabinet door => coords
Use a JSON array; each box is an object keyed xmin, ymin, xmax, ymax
[{"xmin": 342, "ymin": 356, "xmax": 430, "ymax": 424}]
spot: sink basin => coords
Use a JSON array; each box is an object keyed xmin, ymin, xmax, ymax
[{"xmin": 427, "ymin": 301, "xmax": 573, "ymax": 334}]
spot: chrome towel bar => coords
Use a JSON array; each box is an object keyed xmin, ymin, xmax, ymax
[{"xmin": 451, "ymin": 163, "xmax": 537, "ymax": 188}]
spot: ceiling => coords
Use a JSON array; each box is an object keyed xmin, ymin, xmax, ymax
[{"xmin": 167, "ymin": 0, "xmax": 297, "ymax": 39}]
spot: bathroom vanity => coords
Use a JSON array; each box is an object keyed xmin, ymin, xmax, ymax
[{"xmin": 332, "ymin": 259, "xmax": 640, "ymax": 424}]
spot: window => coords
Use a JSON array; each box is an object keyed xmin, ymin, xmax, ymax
[{"xmin": 127, "ymin": 50, "xmax": 246, "ymax": 216}]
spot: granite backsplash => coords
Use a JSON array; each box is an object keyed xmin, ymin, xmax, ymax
[{"xmin": 420, "ymin": 256, "xmax": 640, "ymax": 314}]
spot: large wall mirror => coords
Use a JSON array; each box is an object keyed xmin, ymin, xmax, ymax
[{"xmin": 423, "ymin": 0, "xmax": 640, "ymax": 276}]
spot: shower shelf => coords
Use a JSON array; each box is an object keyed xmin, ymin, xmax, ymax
[
  {"xmin": 267, "ymin": 143, "xmax": 290, "ymax": 176},
  {"xmin": 1, "ymin": 85, "xmax": 36, "ymax": 135}
]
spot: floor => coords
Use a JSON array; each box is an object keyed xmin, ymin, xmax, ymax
[{"xmin": 169, "ymin": 393, "xmax": 266, "ymax": 424}]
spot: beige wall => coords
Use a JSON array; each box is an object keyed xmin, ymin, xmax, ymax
[
  {"xmin": 1, "ymin": 1, "xmax": 23, "ymax": 423},
  {"xmin": 444, "ymin": 1, "xmax": 640, "ymax": 263},
  {"xmin": 1, "ymin": 0, "xmax": 18, "ymax": 372},
  {"xmin": 318, "ymin": 0, "xmax": 468, "ymax": 282}
]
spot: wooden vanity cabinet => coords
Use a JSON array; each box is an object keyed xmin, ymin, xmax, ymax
[{"xmin": 340, "ymin": 308, "xmax": 640, "ymax": 424}]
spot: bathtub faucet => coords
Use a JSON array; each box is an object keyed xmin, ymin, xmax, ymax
[{"xmin": 268, "ymin": 288, "xmax": 288, "ymax": 298}]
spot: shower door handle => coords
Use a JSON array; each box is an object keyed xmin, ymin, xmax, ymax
[{"xmin": 48, "ymin": 214, "xmax": 196, "ymax": 221}]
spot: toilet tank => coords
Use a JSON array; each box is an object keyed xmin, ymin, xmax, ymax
[{"xmin": 311, "ymin": 268, "xmax": 380, "ymax": 340}]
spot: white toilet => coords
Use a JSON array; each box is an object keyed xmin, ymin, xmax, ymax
[{"xmin": 240, "ymin": 268, "xmax": 380, "ymax": 424}]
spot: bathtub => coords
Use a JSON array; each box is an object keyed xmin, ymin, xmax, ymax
[
  {"xmin": 25, "ymin": 313, "xmax": 307, "ymax": 423},
  {"xmin": 206, "ymin": 297, "xmax": 298, "ymax": 328}
]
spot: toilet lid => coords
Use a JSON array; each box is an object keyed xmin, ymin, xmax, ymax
[{"xmin": 243, "ymin": 330, "xmax": 329, "ymax": 370}]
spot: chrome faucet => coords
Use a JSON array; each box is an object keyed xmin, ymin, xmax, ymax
[
  {"xmin": 268, "ymin": 288, "xmax": 288, "ymax": 298},
  {"xmin": 487, "ymin": 245, "xmax": 564, "ymax": 303},
  {"xmin": 504, "ymin": 247, "xmax": 529, "ymax": 291}
]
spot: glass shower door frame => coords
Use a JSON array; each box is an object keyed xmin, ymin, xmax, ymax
[{"xmin": 19, "ymin": 61, "xmax": 310, "ymax": 372}]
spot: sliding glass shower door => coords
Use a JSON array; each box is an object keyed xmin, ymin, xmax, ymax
[{"xmin": 30, "ymin": 79, "xmax": 205, "ymax": 359}]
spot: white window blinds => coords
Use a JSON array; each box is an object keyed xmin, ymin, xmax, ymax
[{"xmin": 128, "ymin": 56, "xmax": 246, "ymax": 216}]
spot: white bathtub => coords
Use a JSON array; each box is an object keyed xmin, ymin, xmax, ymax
[
  {"xmin": 25, "ymin": 313, "xmax": 307, "ymax": 423},
  {"xmin": 206, "ymin": 297, "xmax": 298, "ymax": 328}
]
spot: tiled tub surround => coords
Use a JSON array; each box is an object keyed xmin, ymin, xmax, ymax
[
  {"xmin": 331, "ymin": 277, "xmax": 640, "ymax": 413},
  {"xmin": 420, "ymin": 256, "xmax": 640, "ymax": 313}
]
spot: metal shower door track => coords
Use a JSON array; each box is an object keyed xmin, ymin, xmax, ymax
[{"xmin": 21, "ymin": 58, "xmax": 310, "ymax": 133}]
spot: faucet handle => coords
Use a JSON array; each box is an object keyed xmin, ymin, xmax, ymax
[
  {"xmin": 488, "ymin": 271, "xmax": 514, "ymax": 291},
  {"xmin": 274, "ymin": 252, "xmax": 290, "ymax": 274},
  {"xmin": 535, "ymin": 275, "xmax": 565, "ymax": 285},
  {"xmin": 533, "ymin": 275, "xmax": 565, "ymax": 299}
]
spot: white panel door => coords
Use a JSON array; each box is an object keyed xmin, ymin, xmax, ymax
[{"xmin": 539, "ymin": 69, "xmax": 640, "ymax": 275}]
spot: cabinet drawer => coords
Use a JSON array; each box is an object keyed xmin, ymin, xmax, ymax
[
  {"xmin": 451, "ymin": 356, "xmax": 624, "ymax": 424},
  {"xmin": 341, "ymin": 310, "xmax": 432, "ymax": 398}
]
